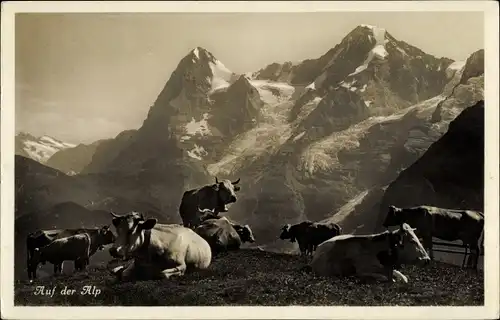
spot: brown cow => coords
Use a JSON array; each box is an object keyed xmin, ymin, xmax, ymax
[
  {"xmin": 179, "ymin": 178, "xmax": 241, "ymax": 229},
  {"xmin": 31, "ymin": 233, "xmax": 92, "ymax": 277},
  {"xmin": 195, "ymin": 217, "xmax": 255, "ymax": 255},
  {"xmin": 26, "ymin": 226, "xmax": 115, "ymax": 281}
]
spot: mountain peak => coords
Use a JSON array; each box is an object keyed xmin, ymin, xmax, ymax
[{"xmin": 190, "ymin": 46, "xmax": 213, "ymax": 61}]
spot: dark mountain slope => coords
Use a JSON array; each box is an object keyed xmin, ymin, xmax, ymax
[{"xmin": 376, "ymin": 100, "xmax": 484, "ymax": 230}]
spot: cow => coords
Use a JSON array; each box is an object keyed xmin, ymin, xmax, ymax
[
  {"xmin": 309, "ymin": 223, "xmax": 430, "ymax": 283},
  {"xmin": 279, "ymin": 221, "xmax": 342, "ymax": 258},
  {"xmin": 307, "ymin": 222, "xmax": 343, "ymax": 253},
  {"xmin": 108, "ymin": 211, "xmax": 212, "ymax": 282},
  {"xmin": 197, "ymin": 207, "xmax": 220, "ymax": 223},
  {"xmin": 382, "ymin": 205, "xmax": 484, "ymax": 269},
  {"xmin": 194, "ymin": 217, "xmax": 255, "ymax": 255},
  {"xmin": 26, "ymin": 225, "xmax": 115, "ymax": 281},
  {"xmin": 179, "ymin": 177, "xmax": 241, "ymax": 229},
  {"xmin": 279, "ymin": 221, "xmax": 314, "ymax": 257},
  {"xmin": 31, "ymin": 233, "xmax": 92, "ymax": 278}
]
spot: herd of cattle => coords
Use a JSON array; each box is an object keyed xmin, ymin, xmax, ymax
[{"xmin": 25, "ymin": 178, "xmax": 485, "ymax": 285}]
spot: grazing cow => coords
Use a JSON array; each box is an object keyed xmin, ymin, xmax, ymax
[
  {"xmin": 108, "ymin": 211, "xmax": 212, "ymax": 281},
  {"xmin": 194, "ymin": 217, "xmax": 255, "ymax": 255},
  {"xmin": 310, "ymin": 223, "xmax": 430, "ymax": 283},
  {"xmin": 279, "ymin": 221, "xmax": 314, "ymax": 257},
  {"xmin": 382, "ymin": 205, "xmax": 484, "ymax": 269},
  {"xmin": 26, "ymin": 226, "xmax": 115, "ymax": 281},
  {"xmin": 179, "ymin": 177, "xmax": 241, "ymax": 229},
  {"xmin": 31, "ymin": 233, "xmax": 92, "ymax": 277}
]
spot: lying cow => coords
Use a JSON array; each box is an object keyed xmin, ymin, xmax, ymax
[
  {"xmin": 198, "ymin": 207, "xmax": 221, "ymax": 223},
  {"xmin": 383, "ymin": 205, "xmax": 484, "ymax": 269},
  {"xmin": 279, "ymin": 221, "xmax": 342, "ymax": 258},
  {"xmin": 31, "ymin": 233, "xmax": 92, "ymax": 277},
  {"xmin": 179, "ymin": 177, "xmax": 241, "ymax": 229},
  {"xmin": 26, "ymin": 225, "xmax": 115, "ymax": 280},
  {"xmin": 194, "ymin": 217, "xmax": 255, "ymax": 255},
  {"xmin": 108, "ymin": 211, "xmax": 212, "ymax": 281},
  {"xmin": 310, "ymin": 223, "xmax": 430, "ymax": 283}
]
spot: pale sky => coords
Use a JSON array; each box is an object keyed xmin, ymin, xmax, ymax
[{"xmin": 15, "ymin": 12, "xmax": 484, "ymax": 144}]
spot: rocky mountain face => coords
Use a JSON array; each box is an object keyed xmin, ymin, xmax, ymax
[
  {"xmin": 15, "ymin": 132, "xmax": 76, "ymax": 163},
  {"xmin": 16, "ymin": 25, "xmax": 484, "ymax": 254}
]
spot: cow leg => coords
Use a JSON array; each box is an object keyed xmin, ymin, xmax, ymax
[
  {"xmin": 357, "ymin": 264, "xmax": 390, "ymax": 283},
  {"xmin": 160, "ymin": 263, "xmax": 187, "ymax": 279},
  {"xmin": 462, "ymin": 246, "xmax": 468, "ymax": 268},
  {"xmin": 467, "ymin": 244, "xmax": 480, "ymax": 270},
  {"xmin": 28, "ymin": 261, "xmax": 38, "ymax": 281},
  {"xmin": 392, "ymin": 270, "xmax": 409, "ymax": 284},
  {"xmin": 56, "ymin": 262, "xmax": 63, "ymax": 275},
  {"xmin": 115, "ymin": 260, "xmax": 136, "ymax": 282},
  {"xmin": 424, "ymin": 236, "xmax": 434, "ymax": 260},
  {"xmin": 53, "ymin": 263, "xmax": 58, "ymax": 275}
]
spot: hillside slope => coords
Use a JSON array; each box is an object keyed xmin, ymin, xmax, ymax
[
  {"xmin": 15, "ymin": 249, "xmax": 483, "ymax": 306},
  {"xmin": 46, "ymin": 140, "xmax": 107, "ymax": 175}
]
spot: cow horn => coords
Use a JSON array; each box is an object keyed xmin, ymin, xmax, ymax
[
  {"xmin": 215, "ymin": 177, "xmax": 219, "ymax": 184},
  {"xmin": 110, "ymin": 211, "xmax": 120, "ymax": 218},
  {"xmin": 232, "ymin": 178, "xmax": 240, "ymax": 185}
]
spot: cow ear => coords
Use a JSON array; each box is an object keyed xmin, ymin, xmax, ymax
[
  {"xmin": 234, "ymin": 186, "xmax": 241, "ymax": 192},
  {"xmin": 139, "ymin": 218, "xmax": 157, "ymax": 230},
  {"xmin": 212, "ymin": 184, "xmax": 219, "ymax": 191},
  {"xmin": 112, "ymin": 218, "xmax": 120, "ymax": 227}
]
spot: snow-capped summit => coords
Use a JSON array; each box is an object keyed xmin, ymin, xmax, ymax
[
  {"xmin": 15, "ymin": 132, "xmax": 76, "ymax": 163},
  {"xmin": 182, "ymin": 47, "xmax": 236, "ymax": 93}
]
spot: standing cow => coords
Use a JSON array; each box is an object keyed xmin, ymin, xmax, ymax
[
  {"xmin": 31, "ymin": 233, "xmax": 92, "ymax": 277},
  {"xmin": 382, "ymin": 205, "xmax": 484, "ymax": 269},
  {"xmin": 279, "ymin": 221, "xmax": 342, "ymax": 258},
  {"xmin": 108, "ymin": 211, "xmax": 212, "ymax": 281},
  {"xmin": 195, "ymin": 217, "xmax": 255, "ymax": 255},
  {"xmin": 26, "ymin": 225, "xmax": 115, "ymax": 281},
  {"xmin": 310, "ymin": 223, "xmax": 430, "ymax": 283},
  {"xmin": 307, "ymin": 222, "xmax": 343, "ymax": 253},
  {"xmin": 279, "ymin": 221, "xmax": 314, "ymax": 257},
  {"xmin": 179, "ymin": 177, "xmax": 241, "ymax": 229}
]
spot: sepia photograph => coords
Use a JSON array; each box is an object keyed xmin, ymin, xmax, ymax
[{"xmin": 1, "ymin": 1, "xmax": 499, "ymax": 319}]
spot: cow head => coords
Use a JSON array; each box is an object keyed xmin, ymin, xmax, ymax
[
  {"xmin": 279, "ymin": 224, "xmax": 295, "ymax": 242},
  {"xmin": 108, "ymin": 211, "xmax": 157, "ymax": 260},
  {"xmin": 213, "ymin": 177, "xmax": 241, "ymax": 212},
  {"xmin": 198, "ymin": 207, "xmax": 219, "ymax": 222},
  {"xmin": 383, "ymin": 205, "xmax": 404, "ymax": 228},
  {"xmin": 390, "ymin": 223, "xmax": 430, "ymax": 266},
  {"xmin": 97, "ymin": 225, "xmax": 116, "ymax": 250},
  {"xmin": 234, "ymin": 224, "xmax": 255, "ymax": 243}
]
